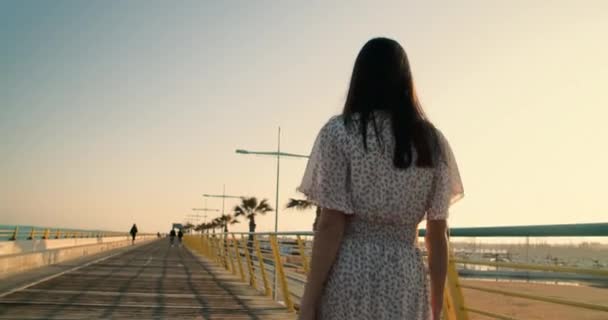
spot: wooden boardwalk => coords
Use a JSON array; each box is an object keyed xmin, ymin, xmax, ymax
[{"xmin": 0, "ymin": 240, "xmax": 295, "ymax": 319}]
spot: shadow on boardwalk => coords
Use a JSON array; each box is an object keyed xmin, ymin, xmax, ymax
[{"xmin": 0, "ymin": 240, "xmax": 295, "ymax": 319}]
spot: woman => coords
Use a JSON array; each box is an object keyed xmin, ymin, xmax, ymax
[{"xmin": 297, "ymin": 38, "xmax": 463, "ymax": 320}]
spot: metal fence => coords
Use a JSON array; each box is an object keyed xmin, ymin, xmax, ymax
[{"xmin": 184, "ymin": 222, "xmax": 608, "ymax": 319}]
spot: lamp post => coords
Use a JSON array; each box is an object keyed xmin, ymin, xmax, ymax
[
  {"xmin": 191, "ymin": 208, "xmax": 220, "ymax": 226},
  {"xmin": 203, "ymin": 185, "xmax": 245, "ymax": 217},
  {"xmin": 236, "ymin": 127, "xmax": 309, "ymax": 300},
  {"xmin": 186, "ymin": 214, "xmax": 205, "ymax": 225},
  {"xmin": 235, "ymin": 127, "xmax": 309, "ymax": 234}
]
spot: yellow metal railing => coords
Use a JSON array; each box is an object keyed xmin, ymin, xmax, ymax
[
  {"xmin": 185, "ymin": 232, "xmax": 465, "ymax": 318},
  {"xmin": 452, "ymin": 259, "xmax": 608, "ymax": 318},
  {"xmin": 444, "ymin": 223, "xmax": 608, "ymax": 320},
  {"xmin": 184, "ymin": 224, "xmax": 608, "ymax": 320},
  {"xmin": 185, "ymin": 233, "xmax": 309, "ymax": 314}
]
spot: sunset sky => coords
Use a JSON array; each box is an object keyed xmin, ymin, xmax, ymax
[{"xmin": 1, "ymin": 1, "xmax": 607, "ymax": 234}]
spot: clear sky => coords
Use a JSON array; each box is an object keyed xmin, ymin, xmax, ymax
[{"xmin": 1, "ymin": 1, "xmax": 607, "ymax": 234}]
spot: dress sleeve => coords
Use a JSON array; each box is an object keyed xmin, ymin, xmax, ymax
[
  {"xmin": 426, "ymin": 130, "xmax": 464, "ymax": 220},
  {"xmin": 297, "ymin": 118, "xmax": 354, "ymax": 214}
]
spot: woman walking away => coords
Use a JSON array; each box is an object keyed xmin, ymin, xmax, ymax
[
  {"xmin": 297, "ymin": 37, "xmax": 464, "ymax": 320},
  {"xmin": 129, "ymin": 224, "xmax": 138, "ymax": 245}
]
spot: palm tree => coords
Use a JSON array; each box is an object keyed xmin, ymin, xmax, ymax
[
  {"xmin": 286, "ymin": 198, "xmax": 321, "ymax": 231},
  {"xmin": 234, "ymin": 197, "xmax": 274, "ymax": 234},
  {"xmin": 217, "ymin": 214, "xmax": 239, "ymax": 233},
  {"xmin": 204, "ymin": 222, "xmax": 213, "ymax": 233},
  {"xmin": 183, "ymin": 223, "xmax": 194, "ymax": 233},
  {"xmin": 234, "ymin": 197, "xmax": 273, "ymax": 252},
  {"xmin": 195, "ymin": 222, "xmax": 213, "ymax": 234},
  {"xmin": 211, "ymin": 218, "xmax": 223, "ymax": 234}
]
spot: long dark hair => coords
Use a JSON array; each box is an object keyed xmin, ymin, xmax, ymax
[{"xmin": 343, "ymin": 37, "xmax": 438, "ymax": 168}]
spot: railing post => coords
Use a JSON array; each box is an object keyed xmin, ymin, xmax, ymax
[
  {"xmin": 525, "ymin": 236, "xmax": 530, "ymax": 282},
  {"xmin": 192, "ymin": 235, "xmax": 201, "ymax": 253},
  {"xmin": 196, "ymin": 234, "xmax": 202, "ymax": 255},
  {"xmin": 10, "ymin": 226, "xmax": 19, "ymax": 241},
  {"xmin": 221, "ymin": 234, "xmax": 230, "ymax": 270},
  {"xmin": 209, "ymin": 234, "xmax": 215, "ymax": 258},
  {"xmin": 232, "ymin": 235, "xmax": 246, "ymax": 282},
  {"xmin": 213, "ymin": 235, "xmax": 219, "ymax": 263},
  {"xmin": 214, "ymin": 236, "xmax": 223, "ymax": 265},
  {"xmin": 227, "ymin": 234, "xmax": 237, "ymax": 275},
  {"xmin": 202, "ymin": 234, "xmax": 210, "ymax": 257},
  {"xmin": 254, "ymin": 235, "xmax": 272, "ymax": 297},
  {"xmin": 43, "ymin": 228, "xmax": 50, "ymax": 239},
  {"xmin": 296, "ymin": 235, "xmax": 310, "ymax": 274},
  {"xmin": 209, "ymin": 235, "xmax": 216, "ymax": 261},
  {"xmin": 242, "ymin": 235, "xmax": 257, "ymax": 290},
  {"xmin": 55, "ymin": 230, "xmax": 61, "ymax": 239},
  {"xmin": 28, "ymin": 227, "xmax": 35, "ymax": 240},
  {"xmin": 444, "ymin": 249, "xmax": 469, "ymax": 320},
  {"xmin": 270, "ymin": 235, "xmax": 294, "ymax": 312}
]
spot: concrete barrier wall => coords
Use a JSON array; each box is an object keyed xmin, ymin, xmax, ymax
[
  {"xmin": 0, "ymin": 236, "xmax": 135, "ymax": 256},
  {"xmin": 0, "ymin": 235, "xmax": 156, "ymax": 279}
]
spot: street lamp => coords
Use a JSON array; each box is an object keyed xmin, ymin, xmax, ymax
[
  {"xmin": 203, "ymin": 185, "xmax": 246, "ymax": 216},
  {"xmin": 235, "ymin": 127, "xmax": 309, "ymax": 234},
  {"xmin": 191, "ymin": 208, "xmax": 220, "ymax": 224},
  {"xmin": 236, "ymin": 127, "xmax": 310, "ymax": 300}
]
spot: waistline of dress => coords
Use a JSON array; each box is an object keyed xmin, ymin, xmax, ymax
[{"xmin": 344, "ymin": 219, "xmax": 419, "ymax": 245}]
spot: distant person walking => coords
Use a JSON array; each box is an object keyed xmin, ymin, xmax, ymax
[
  {"xmin": 297, "ymin": 38, "xmax": 464, "ymax": 320},
  {"xmin": 129, "ymin": 224, "xmax": 138, "ymax": 245},
  {"xmin": 177, "ymin": 229, "xmax": 184, "ymax": 246},
  {"xmin": 169, "ymin": 229, "xmax": 176, "ymax": 246}
]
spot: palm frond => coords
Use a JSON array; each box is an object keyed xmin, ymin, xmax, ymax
[
  {"xmin": 286, "ymin": 198, "xmax": 313, "ymax": 210},
  {"xmin": 242, "ymin": 197, "xmax": 258, "ymax": 210},
  {"xmin": 234, "ymin": 205, "xmax": 246, "ymax": 217},
  {"xmin": 256, "ymin": 199, "xmax": 274, "ymax": 214}
]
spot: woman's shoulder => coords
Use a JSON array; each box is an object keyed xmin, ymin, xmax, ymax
[
  {"xmin": 318, "ymin": 115, "xmax": 347, "ymax": 137},
  {"xmin": 324, "ymin": 115, "xmax": 345, "ymax": 129},
  {"xmin": 421, "ymin": 122, "xmax": 455, "ymax": 164},
  {"xmin": 309, "ymin": 115, "xmax": 349, "ymax": 151}
]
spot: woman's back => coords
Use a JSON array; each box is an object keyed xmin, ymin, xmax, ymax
[
  {"xmin": 299, "ymin": 112, "xmax": 462, "ymax": 225},
  {"xmin": 298, "ymin": 112, "xmax": 463, "ymax": 320},
  {"xmin": 297, "ymin": 37, "xmax": 463, "ymax": 320}
]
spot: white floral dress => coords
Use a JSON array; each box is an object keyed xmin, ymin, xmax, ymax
[{"xmin": 298, "ymin": 113, "xmax": 463, "ymax": 320}]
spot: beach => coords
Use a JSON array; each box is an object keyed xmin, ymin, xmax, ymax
[{"xmin": 461, "ymin": 280, "xmax": 608, "ymax": 320}]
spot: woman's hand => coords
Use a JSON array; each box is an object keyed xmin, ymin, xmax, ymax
[
  {"xmin": 431, "ymin": 294, "xmax": 443, "ymax": 319},
  {"xmin": 432, "ymin": 308, "xmax": 442, "ymax": 320}
]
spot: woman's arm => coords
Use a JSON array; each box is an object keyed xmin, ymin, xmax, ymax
[
  {"xmin": 298, "ymin": 208, "xmax": 347, "ymax": 319},
  {"xmin": 425, "ymin": 219, "xmax": 448, "ymax": 319}
]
